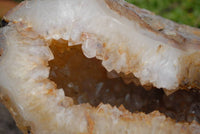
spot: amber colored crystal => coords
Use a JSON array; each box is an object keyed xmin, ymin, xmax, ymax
[{"xmin": 49, "ymin": 39, "xmax": 200, "ymax": 123}]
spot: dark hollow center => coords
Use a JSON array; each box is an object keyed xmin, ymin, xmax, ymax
[{"xmin": 49, "ymin": 39, "xmax": 200, "ymax": 123}]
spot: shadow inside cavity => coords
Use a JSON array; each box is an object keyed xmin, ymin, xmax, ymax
[{"xmin": 49, "ymin": 39, "xmax": 200, "ymax": 123}]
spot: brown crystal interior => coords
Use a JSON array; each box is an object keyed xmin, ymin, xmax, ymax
[{"xmin": 49, "ymin": 39, "xmax": 200, "ymax": 123}]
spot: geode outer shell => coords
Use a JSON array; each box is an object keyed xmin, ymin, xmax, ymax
[{"xmin": 0, "ymin": 0, "xmax": 200, "ymax": 133}]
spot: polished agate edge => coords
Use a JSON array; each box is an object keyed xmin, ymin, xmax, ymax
[{"xmin": 0, "ymin": 0, "xmax": 200, "ymax": 133}]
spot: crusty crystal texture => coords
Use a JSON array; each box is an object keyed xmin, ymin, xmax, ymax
[{"xmin": 0, "ymin": 0, "xmax": 200, "ymax": 133}]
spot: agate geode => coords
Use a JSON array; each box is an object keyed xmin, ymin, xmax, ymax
[{"xmin": 0, "ymin": 0, "xmax": 200, "ymax": 133}]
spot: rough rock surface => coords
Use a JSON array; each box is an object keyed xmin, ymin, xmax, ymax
[{"xmin": 0, "ymin": 102, "xmax": 22, "ymax": 134}]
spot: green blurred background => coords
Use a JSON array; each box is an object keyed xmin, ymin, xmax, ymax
[
  {"xmin": 1, "ymin": 0, "xmax": 200, "ymax": 28},
  {"xmin": 126, "ymin": 0, "xmax": 200, "ymax": 28}
]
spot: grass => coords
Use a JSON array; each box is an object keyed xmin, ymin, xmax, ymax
[{"xmin": 126, "ymin": 0, "xmax": 200, "ymax": 28}]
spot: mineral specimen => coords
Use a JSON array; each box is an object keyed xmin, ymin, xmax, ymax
[{"xmin": 0, "ymin": 0, "xmax": 200, "ymax": 133}]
